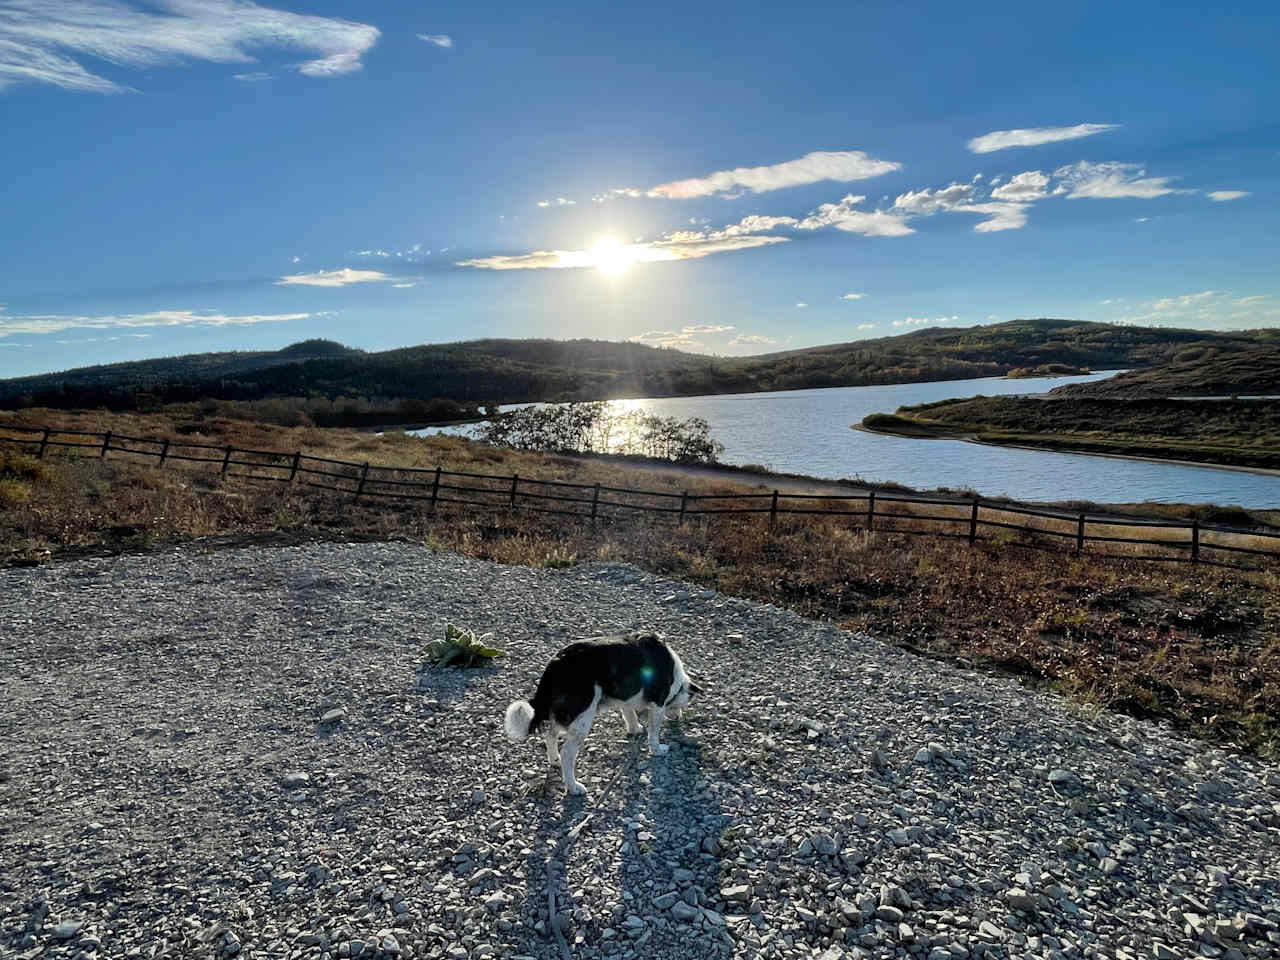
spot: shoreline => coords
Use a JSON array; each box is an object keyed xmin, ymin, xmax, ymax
[{"xmin": 854, "ymin": 423, "xmax": 1280, "ymax": 482}]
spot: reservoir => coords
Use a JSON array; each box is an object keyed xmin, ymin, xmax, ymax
[{"xmin": 422, "ymin": 372, "xmax": 1279, "ymax": 508}]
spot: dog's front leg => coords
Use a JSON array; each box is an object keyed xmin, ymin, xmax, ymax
[
  {"xmin": 543, "ymin": 726, "xmax": 560, "ymax": 767},
  {"xmin": 621, "ymin": 707, "xmax": 644, "ymax": 736},
  {"xmin": 647, "ymin": 704, "xmax": 668, "ymax": 755}
]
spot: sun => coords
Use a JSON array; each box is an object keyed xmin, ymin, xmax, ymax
[{"xmin": 589, "ymin": 236, "xmax": 635, "ymax": 275}]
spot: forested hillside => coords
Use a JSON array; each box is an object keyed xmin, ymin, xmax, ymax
[{"xmin": 2, "ymin": 319, "xmax": 1276, "ymax": 414}]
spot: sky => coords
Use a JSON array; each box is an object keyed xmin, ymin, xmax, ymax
[{"xmin": 1, "ymin": 0, "xmax": 1277, "ymax": 379}]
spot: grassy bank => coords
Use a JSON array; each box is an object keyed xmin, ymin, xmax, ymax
[
  {"xmin": 862, "ymin": 396, "xmax": 1280, "ymax": 471},
  {"xmin": 2, "ymin": 407, "xmax": 1278, "ymax": 757}
]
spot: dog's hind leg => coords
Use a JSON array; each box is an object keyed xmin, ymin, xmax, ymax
[
  {"xmin": 647, "ymin": 704, "xmax": 668, "ymax": 756},
  {"xmin": 560, "ymin": 687, "xmax": 601, "ymax": 796},
  {"xmin": 620, "ymin": 707, "xmax": 643, "ymax": 736}
]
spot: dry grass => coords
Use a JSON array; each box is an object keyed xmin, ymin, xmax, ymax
[{"xmin": 3, "ymin": 407, "xmax": 1278, "ymax": 756}]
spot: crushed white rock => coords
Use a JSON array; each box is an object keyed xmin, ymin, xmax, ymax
[{"xmin": 0, "ymin": 541, "xmax": 1277, "ymax": 960}]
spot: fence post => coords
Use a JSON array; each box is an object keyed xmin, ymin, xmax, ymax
[
  {"xmin": 289, "ymin": 451, "xmax": 301, "ymax": 484},
  {"xmin": 867, "ymin": 491, "xmax": 876, "ymax": 532},
  {"xmin": 591, "ymin": 483, "xmax": 601, "ymax": 522},
  {"xmin": 38, "ymin": 428, "xmax": 50, "ymax": 459},
  {"xmin": 1191, "ymin": 519, "xmax": 1200, "ymax": 564},
  {"xmin": 510, "ymin": 474, "xmax": 519, "ymax": 507},
  {"xmin": 770, "ymin": 489, "xmax": 779, "ymax": 526},
  {"xmin": 220, "ymin": 445, "xmax": 233, "ymax": 475},
  {"xmin": 429, "ymin": 466, "xmax": 442, "ymax": 515},
  {"xmin": 158, "ymin": 438, "xmax": 171, "ymax": 467},
  {"xmin": 1076, "ymin": 512, "xmax": 1086, "ymax": 554},
  {"xmin": 678, "ymin": 491, "xmax": 688, "ymax": 524},
  {"xmin": 354, "ymin": 462, "xmax": 370, "ymax": 502},
  {"xmin": 100, "ymin": 431, "xmax": 112, "ymax": 459},
  {"xmin": 968, "ymin": 499, "xmax": 979, "ymax": 545}
]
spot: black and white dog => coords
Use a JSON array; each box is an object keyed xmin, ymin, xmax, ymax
[{"xmin": 503, "ymin": 632, "xmax": 698, "ymax": 795}]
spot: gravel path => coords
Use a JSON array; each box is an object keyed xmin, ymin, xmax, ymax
[{"xmin": 1, "ymin": 542, "xmax": 1278, "ymax": 960}]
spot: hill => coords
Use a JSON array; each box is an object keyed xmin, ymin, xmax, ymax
[
  {"xmin": 2, "ymin": 319, "xmax": 1277, "ymax": 414},
  {"xmin": 856, "ymin": 345, "xmax": 1280, "ymax": 471},
  {"xmin": 1049, "ymin": 347, "xmax": 1280, "ymax": 397}
]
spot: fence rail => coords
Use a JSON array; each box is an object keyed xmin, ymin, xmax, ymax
[{"xmin": 3, "ymin": 422, "xmax": 1278, "ymax": 566}]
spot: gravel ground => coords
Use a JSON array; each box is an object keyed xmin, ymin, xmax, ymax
[{"xmin": 1, "ymin": 541, "xmax": 1278, "ymax": 960}]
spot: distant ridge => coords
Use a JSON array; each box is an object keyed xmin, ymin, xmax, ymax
[
  {"xmin": 1, "ymin": 320, "xmax": 1276, "ymax": 412},
  {"xmin": 1049, "ymin": 347, "xmax": 1280, "ymax": 397}
]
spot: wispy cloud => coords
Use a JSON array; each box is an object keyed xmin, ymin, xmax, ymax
[
  {"xmin": 417, "ymin": 34, "xmax": 453, "ymax": 48},
  {"xmin": 1053, "ymin": 161, "xmax": 1194, "ymax": 199},
  {"xmin": 537, "ymin": 197, "xmax": 576, "ymax": 208},
  {"xmin": 893, "ymin": 183, "xmax": 975, "ymax": 215},
  {"xmin": 591, "ymin": 187, "xmax": 646, "ymax": 203},
  {"xmin": 956, "ymin": 202, "xmax": 1029, "ymax": 233},
  {"xmin": 0, "ymin": 0, "xmax": 380, "ymax": 93},
  {"xmin": 628, "ymin": 330, "xmax": 703, "ymax": 349},
  {"xmin": 1152, "ymin": 290, "xmax": 1219, "ymax": 311},
  {"xmin": 712, "ymin": 214, "xmax": 798, "ymax": 236},
  {"xmin": 892, "ymin": 183, "xmax": 1029, "ymax": 232},
  {"xmin": 841, "ymin": 293, "xmax": 865, "ymax": 300},
  {"xmin": 456, "ymin": 233, "xmax": 788, "ymax": 271},
  {"xmin": 856, "ymin": 323, "xmax": 876, "ymax": 330},
  {"xmin": 277, "ymin": 268, "xmax": 397, "ymax": 287},
  {"xmin": 728, "ymin": 333, "xmax": 780, "ymax": 347},
  {"xmin": 1119, "ymin": 290, "xmax": 1280, "ymax": 329},
  {"xmin": 55, "ymin": 333, "xmax": 151, "ymax": 344},
  {"xmin": 795, "ymin": 302, "xmax": 808, "ymax": 308},
  {"xmin": 626, "ymin": 323, "xmax": 742, "ymax": 350},
  {"xmin": 0, "ymin": 309, "xmax": 306, "ymax": 338},
  {"xmin": 967, "ymin": 123, "xmax": 1119, "ymax": 154},
  {"xmin": 645, "ymin": 150, "xmax": 901, "ymax": 199},
  {"xmin": 990, "ymin": 170, "xmax": 1050, "ymax": 202},
  {"xmin": 1207, "ymin": 190, "xmax": 1250, "ymax": 202},
  {"xmin": 233, "ymin": 71, "xmax": 273, "ymax": 82},
  {"xmin": 893, "ymin": 315, "xmax": 959, "ymax": 327},
  {"xmin": 797, "ymin": 194, "xmax": 914, "ymax": 236}
]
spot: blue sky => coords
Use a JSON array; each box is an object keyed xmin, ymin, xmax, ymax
[{"xmin": 1, "ymin": 0, "xmax": 1277, "ymax": 378}]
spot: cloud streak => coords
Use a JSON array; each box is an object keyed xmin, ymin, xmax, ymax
[
  {"xmin": 1207, "ymin": 190, "xmax": 1250, "ymax": 202},
  {"xmin": 417, "ymin": 34, "xmax": 453, "ymax": 48},
  {"xmin": 1118, "ymin": 290, "xmax": 1280, "ymax": 329},
  {"xmin": 276, "ymin": 268, "xmax": 397, "ymax": 287},
  {"xmin": 967, "ymin": 123, "xmax": 1119, "ymax": 154},
  {"xmin": 1053, "ymin": 161, "xmax": 1193, "ymax": 199},
  {"xmin": 0, "ymin": 0, "xmax": 379, "ymax": 93},
  {"xmin": 456, "ymin": 234, "xmax": 788, "ymax": 271},
  {"xmin": 645, "ymin": 150, "xmax": 901, "ymax": 199},
  {"xmin": 797, "ymin": 194, "xmax": 914, "ymax": 236},
  {"xmin": 0, "ymin": 309, "xmax": 306, "ymax": 338}
]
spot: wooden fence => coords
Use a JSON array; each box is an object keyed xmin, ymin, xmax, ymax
[{"xmin": 3, "ymin": 422, "xmax": 1278, "ymax": 566}]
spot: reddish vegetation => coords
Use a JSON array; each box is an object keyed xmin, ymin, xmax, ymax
[{"xmin": 2, "ymin": 408, "xmax": 1277, "ymax": 756}]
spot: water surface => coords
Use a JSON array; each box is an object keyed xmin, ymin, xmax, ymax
[{"xmin": 421, "ymin": 373, "xmax": 1279, "ymax": 507}]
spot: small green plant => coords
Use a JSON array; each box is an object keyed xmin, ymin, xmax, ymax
[
  {"xmin": 425, "ymin": 624, "xmax": 506, "ymax": 668},
  {"xmin": 542, "ymin": 548, "xmax": 578, "ymax": 569}
]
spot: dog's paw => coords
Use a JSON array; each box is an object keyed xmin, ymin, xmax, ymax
[
  {"xmin": 652, "ymin": 743, "xmax": 670, "ymax": 756},
  {"xmin": 566, "ymin": 781, "xmax": 588, "ymax": 796}
]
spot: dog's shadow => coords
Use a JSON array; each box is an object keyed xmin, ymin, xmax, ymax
[
  {"xmin": 617, "ymin": 720, "xmax": 731, "ymax": 950},
  {"xmin": 519, "ymin": 720, "xmax": 730, "ymax": 955}
]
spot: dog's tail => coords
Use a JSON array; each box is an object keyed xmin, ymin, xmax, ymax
[{"xmin": 503, "ymin": 699, "xmax": 538, "ymax": 742}]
